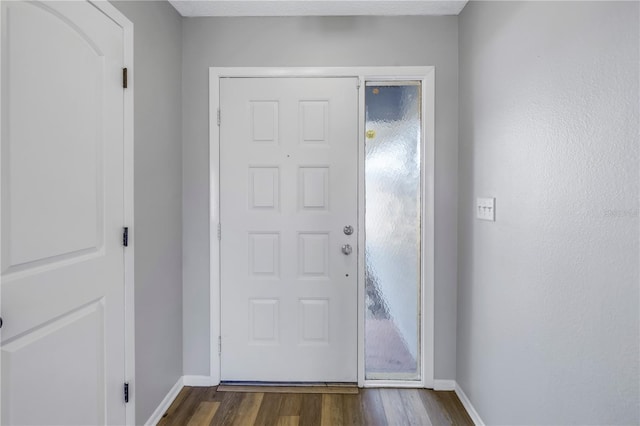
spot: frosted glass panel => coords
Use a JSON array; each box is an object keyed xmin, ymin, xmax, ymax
[{"xmin": 364, "ymin": 83, "xmax": 421, "ymax": 380}]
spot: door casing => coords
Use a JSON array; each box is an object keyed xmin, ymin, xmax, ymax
[
  {"xmin": 209, "ymin": 67, "xmax": 435, "ymax": 388},
  {"xmin": 0, "ymin": 1, "xmax": 135, "ymax": 423}
]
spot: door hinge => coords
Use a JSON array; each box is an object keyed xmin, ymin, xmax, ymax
[
  {"xmin": 123, "ymin": 68, "xmax": 128, "ymax": 89},
  {"xmin": 217, "ymin": 108, "xmax": 221, "ymax": 126},
  {"xmin": 124, "ymin": 382, "xmax": 130, "ymax": 403},
  {"xmin": 357, "ymin": 78, "xmax": 361, "ymax": 89},
  {"xmin": 218, "ymin": 336, "xmax": 221, "ymax": 355},
  {"xmin": 123, "ymin": 227, "xmax": 129, "ymax": 247},
  {"xmin": 217, "ymin": 223, "xmax": 221, "ymax": 240}
]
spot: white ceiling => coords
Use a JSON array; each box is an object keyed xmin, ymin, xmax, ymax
[{"xmin": 168, "ymin": 0, "xmax": 469, "ymax": 17}]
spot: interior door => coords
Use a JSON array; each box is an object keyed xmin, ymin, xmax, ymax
[
  {"xmin": 220, "ymin": 77, "xmax": 358, "ymax": 382},
  {"xmin": 1, "ymin": 1, "xmax": 127, "ymax": 424}
]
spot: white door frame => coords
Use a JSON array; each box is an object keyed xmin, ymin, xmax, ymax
[
  {"xmin": 0, "ymin": 1, "xmax": 135, "ymax": 423},
  {"xmin": 209, "ymin": 67, "xmax": 435, "ymax": 388}
]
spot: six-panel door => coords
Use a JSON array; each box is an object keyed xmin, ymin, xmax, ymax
[{"xmin": 220, "ymin": 77, "xmax": 359, "ymax": 382}]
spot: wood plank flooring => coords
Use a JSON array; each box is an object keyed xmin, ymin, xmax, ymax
[{"xmin": 158, "ymin": 386, "xmax": 474, "ymax": 426}]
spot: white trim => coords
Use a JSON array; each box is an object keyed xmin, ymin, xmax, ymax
[
  {"xmin": 209, "ymin": 68, "xmax": 222, "ymax": 385},
  {"xmin": 433, "ymin": 379, "xmax": 456, "ymax": 391},
  {"xmin": 356, "ymin": 77, "xmax": 366, "ymax": 387},
  {"xmin": 455, "ymin": 382, "xmax": 486, "ymax": 426},
  {"xmin": 144, "ymin": 377, "xmax": 184, "ymax": 426},
  {"xmin": 144, "ymin": 375, "xmax": 218, "ymax": 426},
  {"xmin": 0, "ymin": 0, "xmax": 4, "ymax": 419},
  {"xmin": 423, "ymin": 69, "xmax": 436, "ymax": 389},
  {"xmin": 210, "ymin": 66, "xmax": 433, "ymax": 79},
  {"xmin": 90, "ymin": 2, "xmax": 136, "ymax": 424},
  {"xmin": 183, "ymin": 375, "xmax": 217, "ymax": 387},
  {"xmin": 209, "ymin": 67, "xmax": 435, "ymax": 388}
]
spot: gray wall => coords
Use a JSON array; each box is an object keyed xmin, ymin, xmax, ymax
[
  {"xmin": 111, "ymin": 2, "xmax": 183, "ymax": 424},
  {"xmin": 457, "ymin": 1, "xmax": 639, "ymax": 424},
  {"xmin": 182, "ymin": 16, "xmax": 459, "ymax": 379}
]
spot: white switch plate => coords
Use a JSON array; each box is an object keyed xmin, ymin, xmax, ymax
[{"xmin": 476, "ymin": 197, "xmax": 495, "ymax": 221}]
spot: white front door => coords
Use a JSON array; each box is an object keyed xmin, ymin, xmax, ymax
[
  {"xmin": 1, "ymin": 1, "xmax": 127, "ymax": 424},
  {"xmin": 220, "ymin": 77, "xmax": 358, "ymax": 382}
]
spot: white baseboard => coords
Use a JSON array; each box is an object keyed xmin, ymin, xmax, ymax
[
  {"xmin": 433, "ymin": 379, "xmax": 456, "ymax": 391},
  {"xmin": 144, "ymin": 377, "xmax": 184, "ymax": 426},
  {"xmin": 144, "ymin": 375, "xmax": 217, "ymax": 425},
  {"xmin": 183, "ymin": 375, "xmax": 217, "ymax": 387},
  {"xmin": 454, "ymin": 382, "xmax": 485, "ymax": 426}
]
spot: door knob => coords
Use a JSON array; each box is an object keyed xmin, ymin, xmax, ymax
[{"xmin": 341, "ymin": 244, "xmax": 353, "ymax": 255}]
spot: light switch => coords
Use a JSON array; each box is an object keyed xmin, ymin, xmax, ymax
[{"xmin": 476, "ymin": 197, "xmax": 495, "ymax": 221}]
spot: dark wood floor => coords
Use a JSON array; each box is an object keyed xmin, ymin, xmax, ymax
[{"xmin": 158, "ymin": 386, "xmax": 474, "ymax": 426}]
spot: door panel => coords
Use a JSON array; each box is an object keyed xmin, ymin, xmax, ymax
[
  {"xmin": 220, "ymin": 77, "xmax": 358, "ymax": 382},
  {"xmin": 1, "ymin": 1, "xmax": 126, "ymax": 424},
  {"xmin": 4, "ymin": 1, "xmax": 105, "ymax": 270},
  {"xmin": 3, "ymin": 302, "xmax": 106, "ymax": 425}
]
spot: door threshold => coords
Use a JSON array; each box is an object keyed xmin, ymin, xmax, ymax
[{"xmin": 218, "ymin": 382, "xmax": 359, "ymax": 394}]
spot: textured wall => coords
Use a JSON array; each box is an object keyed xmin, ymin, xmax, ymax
[
  {"xmin": 457, "ymin": 1, "xmax": 639, "ymax": 424},
  {"xmin": 110, "ymin": 2, "xmax": 183, "ymax": 424},
  {"xmin": 182, "ymin": 16, "xmax": 459, "ymax": 380}
]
